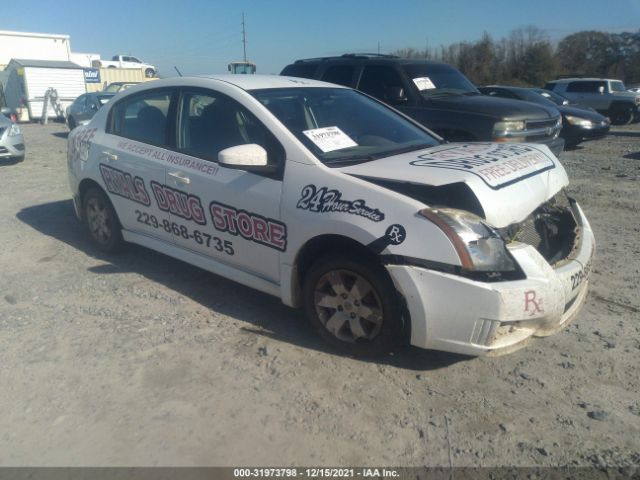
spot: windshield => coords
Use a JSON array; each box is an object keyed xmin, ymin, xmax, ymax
[
  {"xmin": 516, "ymin": 89, "xmax": 557, "ymax": 108},
  {"xmin": 97, "ymin": 95, "xmax": 113, "ymax": 105},
  {"xmin": 534, "ymin": 88, "xmax": 568, "ymax": 106},
  {"xmin": 403, "ymin": 63, "xmax": 479, "ymax": 98},
  {"xmin": 251, "ymin": 87, "xmax": 439, "ymax": 165},
  {"xmin": 610, "ymin": 81, "xmax": 626, "ymax": 92}
]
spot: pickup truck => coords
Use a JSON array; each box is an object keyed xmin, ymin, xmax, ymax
[{"xmin": 93, "ymin": 55, "xmax": 156, "ymax": 78}]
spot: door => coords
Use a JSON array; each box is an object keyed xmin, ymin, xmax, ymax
[
  {"xmin": 167, "ymin": 88, "xmax": 286, "ymax": 282},
  {"xmin": 99, "ymin": 88, "xmax": 175, "ymax": 243}
]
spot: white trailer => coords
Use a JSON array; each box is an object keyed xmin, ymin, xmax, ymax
[
  {"xmin": 3, "ymin": 59, "xmax": 86, "ymax": 121},
  {"xmin": 0, "ymin": 30, "xmax": 71, "ymax": 68}
]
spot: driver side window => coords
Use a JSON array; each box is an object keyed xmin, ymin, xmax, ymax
[{"xmin": 176, "ymin": 90, "xmax": 285, "ymax": 166}]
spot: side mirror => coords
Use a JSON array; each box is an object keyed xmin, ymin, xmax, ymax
[
  {"xmin": 1, "ymin": 107, "xmax": 10, "ymax": 116},
  {"xmin": 386, "ymin": 86, "xmax": 408, "ymax": 105},
  {"xmin": 598, "ymin": 86, "xmax": 605, "ymax": 94},
  {"xmin": 218, "ymin": 144, "xmax": 278, "ymax": 174}
]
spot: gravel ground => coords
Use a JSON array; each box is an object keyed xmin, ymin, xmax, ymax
[{"xmin": 0, "ymin": 122, "xmax": 639, "ymax": 467}]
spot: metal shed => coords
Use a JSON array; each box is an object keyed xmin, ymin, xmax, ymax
[{"xmin": 4, "ymin": 59, "xmax": 86, "ymax": 120}]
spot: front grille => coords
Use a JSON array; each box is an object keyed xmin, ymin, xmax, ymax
[
  {"xmin": 498, "ymin": 191, "xmax": 580, "ymax": 265},
  {"xmin": 526, "ymin": 118, "xmax": 559, "ymax": 130},
  {"xmin": 0, "ymin": 147, "xmax": 8, "ymax": 154}
]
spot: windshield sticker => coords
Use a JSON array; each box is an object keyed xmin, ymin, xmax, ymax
[
  {"xmin": 297, "ymin": 185, "xmax": 385, "ymax": 222},
  {"xmin": 413, "ymin": 77, "xmax": 436, "ymax": 91},
  {"xmin": 410, "ymin": 144, "xmax": 556, "ymax": 189},
  {"xmin": 99, "ymin": 164, "xmax": 150, "ymax": 206},
  {"xmin": 302, "ymin": 126, "xmax": 358, "ymax": 153}
]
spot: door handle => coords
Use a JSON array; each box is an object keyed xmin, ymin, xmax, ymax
[
  {"xmin": 168, "ymin": 171, "xmax": 191, "ymax": 185},
  {"xmin": 102, "ymin": 151, "xmax": 118, "ymax": 162}
]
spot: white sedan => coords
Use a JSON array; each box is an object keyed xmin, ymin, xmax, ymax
[{"xmin": 67, "ymin": 75, "xmax": 595, "ymax": 357}]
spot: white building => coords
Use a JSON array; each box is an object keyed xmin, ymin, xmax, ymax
[
  {"xmin": 0, "ymin": 30, "xmax": 72, "ymax": 69},
  {"xmin": 3, "ymin": 59, "xmax": 86, "ymax": 120}
]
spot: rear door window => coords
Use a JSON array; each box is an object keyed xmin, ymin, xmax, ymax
[
  {"xmin": 108, "ymin": 90, "xmax": 173, "ymax": 147},
  {"xmin": 321, "ymin": 65, "xmax": 355, "ymax": 87}
]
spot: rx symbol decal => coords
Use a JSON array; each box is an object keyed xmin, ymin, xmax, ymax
[
  {"xmin": 385, "ymin": 224, "xmax": 406, "ymax": 245},
  {"xmin": 524, "ymin": 290, "xmax": 544, "ymax": 316}
]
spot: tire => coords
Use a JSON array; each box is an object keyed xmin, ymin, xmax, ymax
[
  {"xmin": 83, "ymin": 187, "xmax": 124, "ymax": 253},
  {"xmin": 611, "ymin": 105, "xmax": 634, "ymax": 125},
  {"xmin": 145, "ymin": 68, "xmax": 155, "ymax": 78},
  {"xmin": 68, "ymin": 116, "xmax": 76, "ymax": 130},
  {"xmin": 108, "ymin": 65, "xmax": 116, "ymax": 69},
  {"xmin": 303, "ymin": 253, "xmax": 403, "ymax": 356}
]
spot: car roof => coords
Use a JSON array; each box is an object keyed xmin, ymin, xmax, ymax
[
  {"xmin": 121, "ymin": 75, "xmax": 343, "ymax": 93},
  {"xmin": 549, "ymin": 78, "xmax": 618, "ymax": 83},
  {"xmin": 290, "ymin": 54, "xmax": 451, "ymax": 67}
]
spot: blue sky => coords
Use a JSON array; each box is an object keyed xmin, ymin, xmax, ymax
[{"xmin": 4, "ymin": 0, "xmax": 640, "ymax": 76}]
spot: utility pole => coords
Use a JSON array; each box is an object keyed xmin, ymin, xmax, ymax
[{"xmin": 242, "ymin": 12, "xmax": 247, "ymax": 62}]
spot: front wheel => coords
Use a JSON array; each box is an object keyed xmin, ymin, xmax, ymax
[
  {"xmin": 303, "ymin": 253, "xmax": 403, "ymax": 356},
  {"xmin": 83, "ymin": 187, "xmax": 124, "ymax": 253},
  {"xmin": 68, "ymin": 116, "xmax": 76, "ymax": 130},
  {"xmin": 145, "ymin": 68, "xmax": 155, "ymax": 78}
]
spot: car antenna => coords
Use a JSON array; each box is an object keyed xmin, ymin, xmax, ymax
[{"xmin": 174, "ymin": 66, "xmax": 183, "ymax": 77}]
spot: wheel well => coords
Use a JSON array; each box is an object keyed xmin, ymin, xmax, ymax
[
  {"xmin": 295, "ymin": 235, "xmax": 378, "ymax": 289},
  {"xmin": 292, "ymin": 234, "xmax": 411, "ymax": 345},
  {"xmin": 77, "ymin": 179, "xmax": 105, "ymax": 220}
]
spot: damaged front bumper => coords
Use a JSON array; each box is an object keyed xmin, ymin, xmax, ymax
[{"xmin": 387, "ymin": 203, "xmax": 595, "ymax": 356}]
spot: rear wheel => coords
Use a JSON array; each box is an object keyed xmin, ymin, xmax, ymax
[
  {"xmin": 611, "ymin": 105, "xmax": 634, "ymax": 125},
  {"xmin": 303, "ymin": 253, "xmax": 402, "ymax": 356},
  {"xmin": 83, "ymin": 187, "xmax": 124, "ymax": 253}
]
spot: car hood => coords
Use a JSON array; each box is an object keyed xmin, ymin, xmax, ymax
[
  {"xmin": 426, "ymin": 94, "xmax": 559, "ymax": 120},
  {"xmin": 340, "ymin": 143, "xmax": 569, "ymax": 228},
  {"xmin": 558, "ymin": 105, "xmax": 609, "ymax": 121}
]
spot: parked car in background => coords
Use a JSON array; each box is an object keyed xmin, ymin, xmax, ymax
[
  {"xmin": 67, "ymin": 75, "xmax": 594, "ymax": 357},
  {"xmin": 0, "ymin": 107, "xmax": 25, "ymax": 162},
  {"xmin": 103, "ymin": 82, "xmax": 140, "ymax": 93},
  {"xmin": 66, "ymin": 92, "xmax": 116, "ymax": 130},
  {"xmin": 544, "ymin": 78, "xmax": 639, "ymax": 125},
  {"xmin": 479, "ymin": 85, "xmax": 610, "ymax": 149},
  {"xmin": 93, "ymin": 55, "xmax": 156, "ymax": 78},
  {"xmin": 281, "ymin": 54, "xmax": 565, "ymax": 156}
]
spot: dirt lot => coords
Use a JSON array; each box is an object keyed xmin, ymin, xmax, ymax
[{"xmin": 1, "ymin": 122, "xmax": 639, "ymax": 468}]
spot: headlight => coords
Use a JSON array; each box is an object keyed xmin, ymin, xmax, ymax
[
  {"xmin": 493, "ymin": 120, "xmax": 525, "ymax": 133},
  {"xmin": 419, "ymin": 208, "xmax": 517, "ymax": 272},
  {"xmin": 8, "ymin": 123, "xmax": 21, "ymax": 137},
  {"xmin": 565, "ymin": 115, "xmax": 593, "ymax": 127}
]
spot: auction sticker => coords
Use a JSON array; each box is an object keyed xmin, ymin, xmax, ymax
[
  {"xmin": 412, "ymin": 77, "xmax": 436, "ymax": 90},
  {"xmin": 303, "ymin": 126, "xmax": 358, "ymax": 153}
]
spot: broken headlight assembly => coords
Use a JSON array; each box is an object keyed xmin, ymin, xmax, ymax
[{"xmin": 420, "ymin": 207, "xmax": 517, "ymax": 272}]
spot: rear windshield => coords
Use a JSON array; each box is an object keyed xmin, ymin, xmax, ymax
[{"xmin": 251, "ymin": 87, "xmax": 439, "ymax": 166}]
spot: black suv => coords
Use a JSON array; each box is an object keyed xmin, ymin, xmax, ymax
[{"xmin": 281, "ymin": 54, "xmax": 564, "ymax": 156}]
